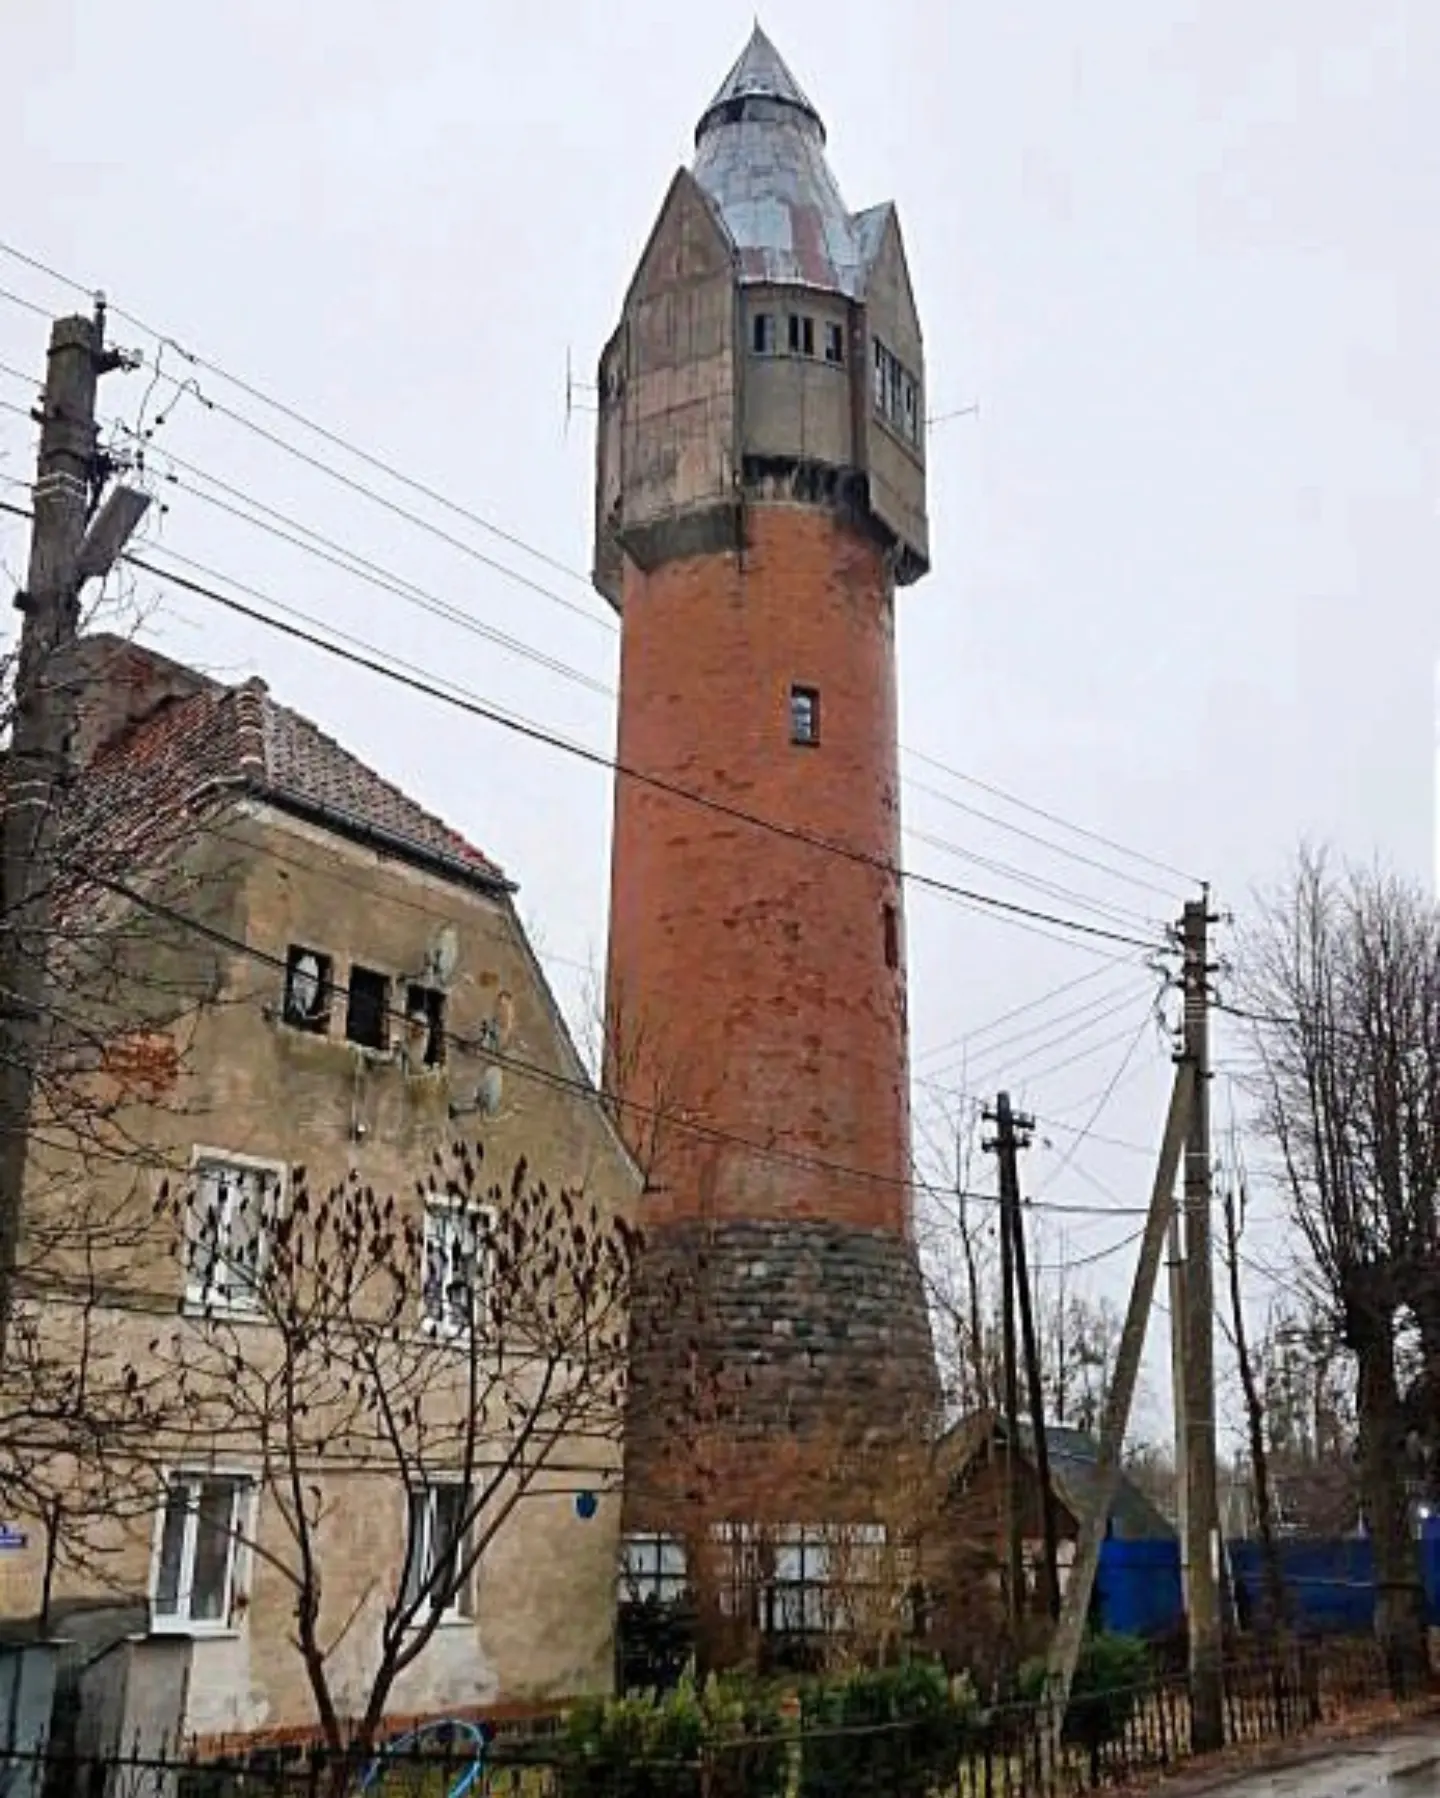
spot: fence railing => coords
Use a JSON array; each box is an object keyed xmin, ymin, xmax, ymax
[{"xmin": 4, "ymin": 1639, "xmax": 1409, "ymax": 1798}]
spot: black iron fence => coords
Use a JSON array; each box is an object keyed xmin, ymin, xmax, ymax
[{"xmin": 3, "ymin": 1639, "xmax": 1407, "ymax": 1798}]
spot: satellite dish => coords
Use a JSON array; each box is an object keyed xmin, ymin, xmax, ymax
[
  {"xmin": 427, "ymin": 925, "xmax": 460, "ymax": 987},
  {"xmin": 476, "ymin": 1066, "xmax": 504, "ymax": 1116},
  {"xmin": 287, "ymin": 952, "xmax": 324, "ymax": 1022}
]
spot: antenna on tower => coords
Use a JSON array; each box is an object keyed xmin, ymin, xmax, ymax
[
  {"xmin": 926, "ymin": 400, "xmax": 981, "ymax": 432},
  {"xmin": 564, "ymin": 347, "xmax": 598, "ymax": 437}
]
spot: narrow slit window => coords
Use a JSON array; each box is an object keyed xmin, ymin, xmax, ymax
[
  {"xmin": 824, "ymin": 322, "xmax": 845, "ymax": 365},
  {"xmin": 883, "ymin": 903, "xmax": 901, "ymax": 970},
  {"xmin": 801, "ymin": 316, "xmax": 815, "ymax": 357},
  {"xmin": 345, "ymin": 966, "xmax": 390, "ymax": 1050},
  {"xmin": 790, "ymin": 685, "xmax": 820, "ymax": 747},
  {"xmin": 873, "ymin": 340, "xmax": 885, "ymax": 408},
  {"xmin": 752, "ymin": 312, "xmax": 776, "ymax": 355},
  {"xmin": 283, "ymin": 945, "xmax": 331, "ymax": 1033},
  {"xmin": 406, "ymin": 984, "xmax": 447, "ymax": 1068}
]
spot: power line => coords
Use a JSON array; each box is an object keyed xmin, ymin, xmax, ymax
[
  {"xmin": 110, "ymin": 431, "xmax": 1163, "ymax": 937},
  {"xmin": 108, "ymin": 537, "xmax": 1165, "ymax": 955},
  {"xmin": 902, "ymin": 743, "xmax": 1202, "ymax": 889},
  {"xmin": 0, "ymin": 238, "xmax": 1203, "ymax": 906},
  {"xmin": 79, "ymin": 861, "xmax": 1157, "ymax": 1222},
  {"xmin": 919, "ymin": 978, "xmax": 1156, "ymax": 1092}
]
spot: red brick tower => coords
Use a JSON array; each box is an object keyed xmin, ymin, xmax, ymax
[{"xmin": 595, "ymin": 29, "xmax": 935, "ymax": 1529}]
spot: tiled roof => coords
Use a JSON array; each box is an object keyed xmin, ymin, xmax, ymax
[{"xmin": 70, "ymin": 642, "xmax": 506, "ymax": 891}]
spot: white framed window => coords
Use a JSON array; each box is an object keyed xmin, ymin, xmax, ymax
[
  {"xmin": 401, "ymin": 1484, "xmax": 473, "ymax": 1622},
  {"xmin": 186, "ymin": 1154, "xmax": 284, "ymax": 1313},
  {"xmin": 420, "ymin": 1199, "xmax": 489, "ymax": 1336},
  {"xmin": 151, "ymin": 1471, "xmax": 252, "ymax": 1632},
  {"xmin": 713, "ymin": 1522, "xmax": 888, "ymax": 1636},
  {"xmin": 620, "ymin": 1532, "xmax": 688, "ymax": 1605}
]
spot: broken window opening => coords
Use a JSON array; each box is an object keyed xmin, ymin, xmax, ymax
[
  {"xmin": 883, "ymin": 902, "xmax": 901, "ymax": 970},
  {"xmin": 790, "ymin": 685, "xmax": 820, "ymax": 747},
  {"xmin": 282, "ymin": 945, "xmax": 331, "ymax": 1033},
  {"xmin": 752, "ymin": 312, "xmax": 777, "ymax": 355},
  {"xmin": 824, "ymin": 322, "xmax": 845, "ymax": 365},
  {"xmin": 406, "ymin": 984, "xmax": 448, "ymax": 1068},
  {"xmin": 345, "ymin": 966, "xmax": 390, "ymax": 1051}
]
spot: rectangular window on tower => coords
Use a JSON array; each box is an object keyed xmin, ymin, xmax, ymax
[
  {"xmin": 789, "ymin": 685, "xmax": 820, "ymax": 747},
  {"xmin": 824, "ymin": 322, "xmax": 845, "ymax": 365},
  {"xmin": 752, "ymin": 313, "xmax": 777, "ymax": 355}
]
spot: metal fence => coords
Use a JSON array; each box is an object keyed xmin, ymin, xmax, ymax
[{"xmin": 2, "ymin": 1639, "xmax": 1404, "ymax": 1798}]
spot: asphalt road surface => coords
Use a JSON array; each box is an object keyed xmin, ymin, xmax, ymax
[{"xmin": 1209, "ymin": 1726, "xmax": 1440, "ymax": 1795}]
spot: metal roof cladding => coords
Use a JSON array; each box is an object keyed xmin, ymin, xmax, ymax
[{"xmin": 692, "ymin": 25, "xmax": 879, "ymax": 300}]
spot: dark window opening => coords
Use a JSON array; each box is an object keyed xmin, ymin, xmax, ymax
[
  {"xmin": 883, "ymin": 903, "xmax": 901, "ymax": 970},
  {"xmin": 407, "ymin": 984, "xmax": 447, "ymax": 1068},
  {"xmin": 824, "ymin": 322, "xmax": 845, "ymax": 365},
  {"xmin": 790, "ymin": 685, "xmax": 820, "ymax": 747},
  {"xmin": 786, "ymin": 314, "xmax": 816, "ymax": 357},
  {"xmin": 872, "ymin": 337, "xmax": 923, "ymax": 447},
  {"xmin": 345, "ymin": 966, "xmax": 389, "ymax": 1050},
  {"xmin": 752, "ymin": 312, "xmax": 777, "ymax": 355},
  {"xmin": 283, "ymin": 945, "xmax": 331, "ymax": 1033}
]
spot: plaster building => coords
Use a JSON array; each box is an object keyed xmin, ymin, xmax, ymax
[
  {"xmin": 595, "ymin": 26, "xmax": 939, "ymax": 1604},
  {"xmin": 0, "ymin": 635, "xmax": 640, "ymax": 1741}
]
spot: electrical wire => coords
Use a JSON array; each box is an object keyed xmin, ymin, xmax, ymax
[
  {"xmin": 918, "ymin": 977, "xmax": 1157, "ymax": 1091},
  {"xmin": 1037, "ymin": 1008, "xmax": 1158, "ymax": 1188},
  {"xmin": 0, "ymin": 236, "xmax": 1205, "ymax": 906},
  {"xmin": 74, "ymin": 861, "xmax": 1160, "ymax": 1222},
  {"xmin": 111, "ymin": 429, "xmax": 1162, "ymax": 937}
]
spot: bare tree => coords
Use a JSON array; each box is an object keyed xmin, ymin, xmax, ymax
[
  {"xmin": 1242, "ymin": 848, "xmax": 1437, "ymax": 1692},
  {"xmin": 147, "ymin": 1142, "xmax": 636, "ymax": 1773}
]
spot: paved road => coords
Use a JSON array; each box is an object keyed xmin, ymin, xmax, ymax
[{"xmin": 1210, "ymin": 1726, "xmax": 1440, "ymax": 1795}]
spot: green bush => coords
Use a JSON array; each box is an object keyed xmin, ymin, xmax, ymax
[
  {"xmin": 558, "ymin": 1676, "xmax": 786, "ymax": 1798},
  {"xmin": 1019, "ymin": 1631, "xmax": 1153, "ymax": 1753},
  {"xmin": 798, "ymin": 1661, "xmax": 970, "ymax": 1798}
]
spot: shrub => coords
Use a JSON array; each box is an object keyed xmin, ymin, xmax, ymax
[
  {"xmin": 1019, "ymin": 1631, "xmax": 1153, "ymax": 1754},
  {"xmin": 798, "ymin": 1660, "xmax": 969, "ymax": 1798},
  {"xmin": 558, "ymin": 1676, "xmax": 786, "ymax": 1798}
]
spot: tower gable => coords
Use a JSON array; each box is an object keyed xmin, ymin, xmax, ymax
[
  {"xmin": 593, "ymin": 170, "xmax": 740, "ymax": 605},
  {"xmin": 860, "ymin": 206, "xmax": 929, "ymax": 581}
]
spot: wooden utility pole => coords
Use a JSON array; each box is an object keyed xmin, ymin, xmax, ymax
[
  {"xmin": 1181, "ymin": 895, "xmax": 1224, "ymax": 1751},
  {"xmin": 995, "ymin": 1103, "xmax": 1024, "ymax": 1627},
  {"xmin": 0, "ymin": 306, "xmax": 136, "ymax": 1356},
  {"xmin": 1044, "ymin": 1061, "xmax": 1194, "ymax": 1726},
  {"xmin": 993, "ymin": 1092, "xmax": 1060, "ymax": 1620}
]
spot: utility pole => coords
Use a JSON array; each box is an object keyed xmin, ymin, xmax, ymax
[
  {"xmin": 994, "ymin": 1103, "xmax": 1024, "ymax": 1629},
  {"xmin": 1180, "ymin": 895, "xmax": 1223, "ymax": 1752},
  {"xmin": 991, "ymin": 1092, "xmax": 1060, "ymax": 1620},
  {"xmin": 1044, "ymin": 1060, "xmax": 1193, "ymax": 1731},
  {"xmin": 0, "ymin": 305, "xmax": 143, "ymax": 1357},
  {"xmin": 1168, "ymin": 1210, "xmax": 1190, "ymax": 1615}
]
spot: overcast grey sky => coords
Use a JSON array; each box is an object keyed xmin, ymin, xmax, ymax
[{"xmin": 3, "ymin": 0, "xmax": 1434, "ymax": 1442}]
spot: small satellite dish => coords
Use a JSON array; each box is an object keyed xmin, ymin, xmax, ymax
[
  {"xmin": 287, "ymin": 952, "xmax": 324, "ymax": 1022},
  {"xmin": 476, "ymin": 1066, "xmax": 504, "ymax": 1116},
  {"xmin": 575, "ymin": 1491, "xmax": 598, "ymax": 1521},
  {"xmin": 427, "ymin": 925, "xmax": 460, "ymax": 988}
]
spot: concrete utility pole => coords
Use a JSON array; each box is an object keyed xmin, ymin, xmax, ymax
[
  {"xmin": 1180, "ymin": 895, "xmax": 1224, "ymax": 1751},
  {"xmin": 1168, "ymin": 1209, "xmax": 1190, "ymax": 1615},
  {"xmin": 995, "ymin": 1099, "xmax": 1025, "ymax": 1628},
  {"xmin": 0, "ymin": 306, "xmax": 139, "ymax": 1357},
  {"xmin": 992, "ymin": 1092, "xmax": 1060, "ymax": 1620},
  {"xmin": 1044, "ymin": 1061, "xmax": 1194, "ymax": 1729}
]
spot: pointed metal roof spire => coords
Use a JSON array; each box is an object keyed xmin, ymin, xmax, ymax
[{"xmin": 695, "ymin": 22, "xmax": 825, "ymax": 145}]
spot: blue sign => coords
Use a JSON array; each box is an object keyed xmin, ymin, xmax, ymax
[{"xmin": 0, "ymin": 1527, "xmax": 28, "ymax": 1551}]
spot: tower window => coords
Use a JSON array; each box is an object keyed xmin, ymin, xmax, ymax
[
  {"xmin": 883, "ymin": 903, "xmax": 901, "ymax": 970},
  {"xmin": 345, "ymin": 966, "xmax": 390, "ymax": 1051},
  {"xmin": 283, "ymin": 945, "xmax": 331, "ymax": 1033},
  {"xmin": 790, "ymin": 685, "xmax": 820, "ymax": 747},
  {"xmin": 752, "ymin": 312, "xmax": 777, "ymax": 355},
  {"xmin": 787, "ymin": 314, "xmax": 815, "ymax": 357},
  {"xmin": 824, "ymin": 322, "xmax": 845, "ymax": 365}
]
